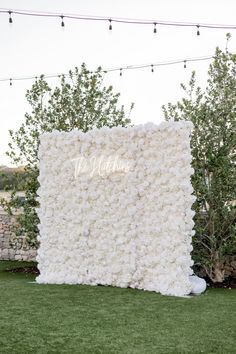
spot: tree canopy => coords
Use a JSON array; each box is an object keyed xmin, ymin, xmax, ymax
[
  {"xmin": 163, "ymin": 39, "xmax": 236, "ymax": 282},
  {"xmin": 3, "ymin": 64, "xmax": 133, "ymax": 245}
]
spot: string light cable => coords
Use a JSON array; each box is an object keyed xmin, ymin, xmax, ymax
[
  {"xmin": 1, "ymin": 8, "xmax": 236, "ymax": 32},
  {"xmin": 0, "ymin": 54, "xmax": 216, "ymax": 85}
]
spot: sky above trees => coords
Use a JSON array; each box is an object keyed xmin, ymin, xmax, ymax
[{"xmin": 1, "ymin": 0, "xmax": 236, "ymax": 165}]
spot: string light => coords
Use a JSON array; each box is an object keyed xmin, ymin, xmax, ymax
[
  {"xmin": 153, "ymin": 22, "xmax": 157, "ymax": 33},
  {"xmin": 197, "ymin": 25, "xmax": 200, "ymax": 36},
  {"xmin": 0, "ymin": 54, "xmax": 218, "ymax": 85},
  {"xmin": 109, "ymin": 19, "xmax": 112, "ymax": 31},
  {"xmin": 9, "ymin": 78, "xmax": 12, "ymax": 86},
  {"xmin": 1, "ymin": 8, "xmax": 236, "ymax": 32},
  {"xmin": 61, "ymin": 15, "xmax": 65, "ymax": 27},
  {"xmin": 8, "ymin": 10, "xmax": 12, "ymax": 23}
]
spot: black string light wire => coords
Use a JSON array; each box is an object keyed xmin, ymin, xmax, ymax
[
  {"xmin": 0, "ymin": 55, "xmax": 214, "ymax": 86},
  {"xmin": 1, "ymin": 8, "xmax": 236, "ymax": 32}
]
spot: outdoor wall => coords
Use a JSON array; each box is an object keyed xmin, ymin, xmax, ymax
[
  {"xmin": 36, "ymin": 121, "xmax": 197, "ymax": 296},
  {"xmin": 0, "ymin": 209, "xmax": 37, "ymax": 261}
]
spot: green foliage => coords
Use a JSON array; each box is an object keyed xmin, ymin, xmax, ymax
[
  {"xmin": 0, "ymin": 169, "xmax": 26, "ymax": 191},
  {"xmin": 163, "ymin": 41, "xmax": 236, "ymax": 282},
  {"xmin": 3, "ymin": 64, "xmax": 133, "ymax": 246}
]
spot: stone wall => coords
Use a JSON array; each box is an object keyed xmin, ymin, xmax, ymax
[{"xmin": 0, "ymin": 209, "xmax": 37, "ymax": 261}]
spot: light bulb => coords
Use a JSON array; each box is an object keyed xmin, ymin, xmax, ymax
[
  {"xmin": 153, "ymin": 23, "xmax": 157, "ymax": 33},
  {"xmin": 8, "ymin": 11, "xmax": 13, "ymax": 24},
  {"xmin": 61, "ymin": 15, "xmax": 65, "ymax": 27},
  {"xmin": 197, "ymin": 25, "xmax": 200, "ymax": 36}
]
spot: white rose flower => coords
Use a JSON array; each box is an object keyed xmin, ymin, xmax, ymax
[{"xmin": 36, "ymin": 121, "xmax": 196, "ymax": 296}]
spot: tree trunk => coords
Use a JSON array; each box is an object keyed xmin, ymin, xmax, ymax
[{"xmin": 206, "ymin": 252, "xmax": 225, "ymax": 283}]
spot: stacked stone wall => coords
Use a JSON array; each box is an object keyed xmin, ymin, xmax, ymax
[{"xmin": 0, "ymin": 210, "xmax": 36, "ymax": 261}]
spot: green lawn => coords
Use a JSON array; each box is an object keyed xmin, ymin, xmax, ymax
[{"xmin": 0, "ymin": 261, "xmax": 235, "ymax": 354}]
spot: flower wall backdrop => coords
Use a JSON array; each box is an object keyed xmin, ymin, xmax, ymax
[{"xmin": 36, "ymin": 121, "xmax": 195, "ymax": 296}]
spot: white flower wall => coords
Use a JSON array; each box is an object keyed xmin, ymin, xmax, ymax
[{"xmin": 36, "ymin": 121, "xmax": 196, "ymax": 296}]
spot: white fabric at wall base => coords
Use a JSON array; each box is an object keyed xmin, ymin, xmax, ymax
[{"xmin": 189, "ymin": 275, "xmax": 207, "ymax": 294}]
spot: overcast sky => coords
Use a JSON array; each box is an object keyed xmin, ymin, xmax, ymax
[{"xmin": 1, "ymin": 0, "xmax": 236, "ymax": 166}]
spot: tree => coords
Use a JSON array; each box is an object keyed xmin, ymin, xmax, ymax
[
  {"xmin": 0, "ymin": 167, "xmax": 27, "ymax": 191},
  {"xmin": 163, "ymin": 39, "xmax": 236, "ymax": 282},
  {"xmin": 3, "ymin": 64, "xmax": 133, "ymax": 246}
]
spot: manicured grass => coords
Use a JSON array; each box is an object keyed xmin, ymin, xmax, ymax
[{"xmin": 0, "ymin": 261, "xmax": 235, "ymax": 354}]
